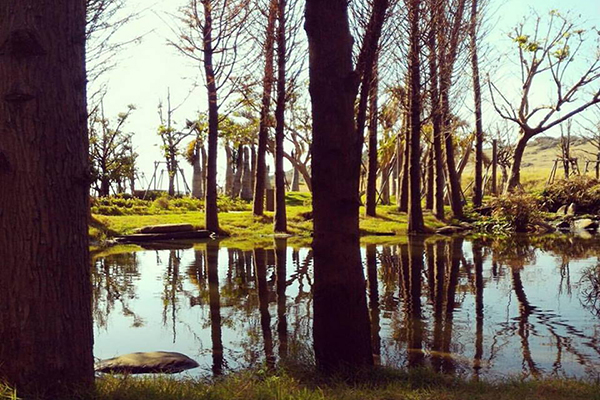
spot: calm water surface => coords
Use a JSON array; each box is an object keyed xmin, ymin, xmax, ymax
[{"xmin": 92, "ymin": 236, "xmax": 600, "ymax": 379}]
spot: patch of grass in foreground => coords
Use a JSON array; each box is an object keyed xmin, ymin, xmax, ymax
[{"xmin": 89, "ymin": 369, "xmax": 600, "ymax": 400}]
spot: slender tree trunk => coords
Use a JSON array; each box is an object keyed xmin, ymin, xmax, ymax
[
  {"xmin": 398, "ymin": 126, "xmax": 409, "ymax": 211},
  {"xmin": 428, "ymin": 6, "xmax": 445, "ymax": 220},
  {"xmin": 491, "ymin": 140, "xmax": 497, "ymax": 195},
  {"xmin": 366, "ymin": 64, "xmax": 379, "ymax": 217},
  {"xmin": 305, "ymin": 0, "xmax": 373, "ymax": 371},
  {"xmin": 168, "ymin": 153, "xmax": 176, "ymax": 196},
  {"xmin": 380, "ymin": 166, "xmax": 391, "ymax": 205},
  {"xmin": 253, "ymin": 0, "xmax": 278, "ymax": 216},
  {"xmin": 407, "ymin": 0, "xmax": 425, "ymax": 233},
  {"xmin": 241, "ymin": 146, "xmax": 253, "ymax": 200},
  {"xmin": 470, "ymin": 0, "xmax": 483, "ymax": 207},
  {"xmin": 250, "ymin": 144, "xmax": 256, "ymax": 195},
  {"xmin": 202, "ymin": 0, "xmax": 220, "ymax": 232},
  {"xmin": 232, "ymin": 143, "xmax": 243, "ymax": 197},
  {"xmin": 100, "ymin": 176, "xmax": 111, "ymax": 197},
  {"xmin": 274, "ymin": 0, "xmax": 288, "ymax": 233},
  {"xmin": 0, "ymin": 1, "xmax": 94, "ymax": 396}
]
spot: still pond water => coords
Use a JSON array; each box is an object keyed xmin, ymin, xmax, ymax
[{"xmin": 92, "ymin": 236, "xmax": 600, "ymax": 379}]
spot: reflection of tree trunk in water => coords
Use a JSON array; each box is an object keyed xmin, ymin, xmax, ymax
[
  {"xmin": 431, "ymin": 239, "xmax": 446, "ymax": 372},
  {"xmin": 207, "ymin": 242, "xmax": 224, "ymax": 376},
  {"xmin": 244, "ymin": 250, "xmax": 254, "ymax": 283},
  {"xmin": 165, "ymin": 250, "xmax": 180, "ymax": 343},
  {"xmin": 441, "ymin": 238, "xmax": 462, "ymax": 374},
  {"xmin": 425, "ymin": 242, "xmax": 435, "ymax": 303},
  {"xmin": 366, "ymin": 244, "xmax": 382, "ymax": 365},
  {"xmin": 406, "ymin": 236, "xmax": 425, "ymax": 367},
  {"xmin": 511, "ymin": 268, "xmax": 539, "ymax": 377},
  {"xmin": 254, "ymin": 248, "xmax": 275, "ymax": 368},
  {"xmin": 473, "ymin": 240, "xmax": 484, "ymax": 378},
  {"xmin": 275, "ymin": 239, "xmax": 288, "ymax": 362}
]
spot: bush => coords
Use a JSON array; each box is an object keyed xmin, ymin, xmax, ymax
[
  {"xmin": 541, "ymin": 176, "xmax": 600, "ymax": 213},
  {"xmin": 488, "ymin": 193, "xmax": 542, "ymax": 232}
]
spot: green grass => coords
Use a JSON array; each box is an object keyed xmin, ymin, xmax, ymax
[
  {"xmin": 6, "ymin": 368, "xmax": 592, "ymax": 400},
  {"xmin": 90, "ymin": 192, "xmax": 447, "ymax": 248}
]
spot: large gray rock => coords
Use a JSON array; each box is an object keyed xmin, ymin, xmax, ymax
[
  {"xmin": 573, "ymin": 218, "xmax": 599, "ymax": 232},
  {"xmin": 566, "ymin": 203, "xmax": 577, "ymax": 216},
  {"xmin": 95, "ymin": 351, "xmax": 199, "ymax": 374}
]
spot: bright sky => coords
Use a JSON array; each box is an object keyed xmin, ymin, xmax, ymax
[{"xmin": 96, "ymin": 0, "xmax": 600, "ymax": 193}]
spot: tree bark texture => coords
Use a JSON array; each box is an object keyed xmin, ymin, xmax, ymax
[
  {"xmin": 366, "ymin": 64, "xmax": 379, "ymax": 217},
  {"xmin": 202, "ymin": 0, "xmax": 220, "ymax": 232},
  {"xmin": 0, "ymin": 1, "xmax": 94, "ymax": 396},
  {"xmin": 407, "ymin": 0, "xmax": 425, "ymax": 233},
  {"xmin": 305, "ymin": 0, "xmax": 373, "ymax": 371},
  {"xmin": 224, "ymin": 144, "xmax": 234, "ymax": 196},
  {"xmin": 470, "ymin": 0, "xmax": 483, "ymax": 207},
  {"xmin": 253, "ymin": 0, "xmax": 278, "ymax": 216},
  {"xmin": 274, "ymin": 0, "xmax": 288, "ymax": 233},
  {"xmin": 232, "ymin": 143, "xmax": 243, "ymax": 197}
]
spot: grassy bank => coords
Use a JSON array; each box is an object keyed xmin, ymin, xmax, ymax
[
  {"xmin": 90, "ymin": 192, "xmax": 446, "ymax": 247},
  {"xmin": 4, "ymin": 369, "xmax": 598, "ymax": 400}
]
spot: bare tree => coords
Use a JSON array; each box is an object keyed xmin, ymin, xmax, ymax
[
  {"xmin": 489, "ymin": 10, "xmax": 600, "ymax": 192},
  {"xmin": 173, "ymin": 0, "xmax": 251, "ymax": 232}
]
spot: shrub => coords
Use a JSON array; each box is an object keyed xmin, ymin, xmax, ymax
[
  {"xmin": 488, "ymin": 193, "xmax": 542, "ymax": 232},
  {"xmin": 541, "ymin": 175, "xmax": 600, "ymax": 213},
  {"xmin": 152, "ymin": 196, "xmax": 170, "ymax": 210}
]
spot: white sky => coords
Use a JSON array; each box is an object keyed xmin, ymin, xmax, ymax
[{"xmin": 96, "ymin": 0, "xmax": 600, "ymax": 193}]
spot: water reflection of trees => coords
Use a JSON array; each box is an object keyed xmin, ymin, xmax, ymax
[
  {"xmin": 91, "ymin": 252, "xmax": 143, "ymax": 329},
  {"xmin": 93, "ymin": 235, "xmax": 600, "ymax": 378}
]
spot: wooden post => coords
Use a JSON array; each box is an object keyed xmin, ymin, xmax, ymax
[{"xmin": 491, "ymin": 140, "xmax": 497, "ymax": 196}]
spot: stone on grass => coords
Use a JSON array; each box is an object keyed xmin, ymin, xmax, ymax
[{"xmin": 95, "ymin": 351, "xmax": 199, "ymax": 374}]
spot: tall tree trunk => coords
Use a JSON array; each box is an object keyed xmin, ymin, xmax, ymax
[
  {"xmin": 250, "ymin": 144, "xmax": 256, "ymax": 195},
  {"xmin": 407, "ymin": 0, "xmax": 425, "ymax": 233},
  {"xmin": 470, "ymin": 0, "xmax": 483, "ymax": 207},
  {"xmin": 366, "ymin": 64, "xmax": 379, "ymax": 217},
  {"xmin": 232, "ymin": 143, "xmax": 243, "ymax": 197},
  {"xmin": 0, "ymin": 1, "xmax": 94, "ymax": 396},
  {"xmin": 253, "ymin": 0, "xmax": 278, "ymax": 216},
  {"xmin": 241, "ymin": 146, "xmax": 254, "ymax": 200},
  {"xmin": 202, "ymin": 0, "xmax": 220, "ymax": 232},
  {"xmin": 274, "ymin": 0, "xmax": 288, "ymax": 233},
  {"xmin": 380, "ymin": 167, "xmax": 390, "ymax": 205},
  {"xmin": 224, "ymin": 144, "xmax": 234, "ymax": 196},
  {"xmin": 168, "ymin": 153, "xmax": 176, "ymax": 196},
  {"xmin": 305, "ymin": 0, "xmax": 373, "ymax": 371},
  {"xmin": 428, "ymin": 5, "xmax": 445, "ymax": 220},
  {"xmin": 398, "ymin": 127, "xmax": 409, "ymax": 212}
]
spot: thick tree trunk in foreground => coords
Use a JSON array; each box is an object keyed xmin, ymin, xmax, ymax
[
  {"xmin": 253, "ymin": 0, "xmax": 278, "ymax": 216},
  {"xmin": 305, "ymin": 0, "xmax": 373, "ymax": 371},
  {"xmin": 0, "ymin": 1, "xmax": 94, "ymax": 396},
  {"xmin": 274, "ymin": 0, "xmax": 288, "ymax": 233},
  {"xmin": 202, "ymin": 0, "xmax": 220, "ymax": 232}
]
